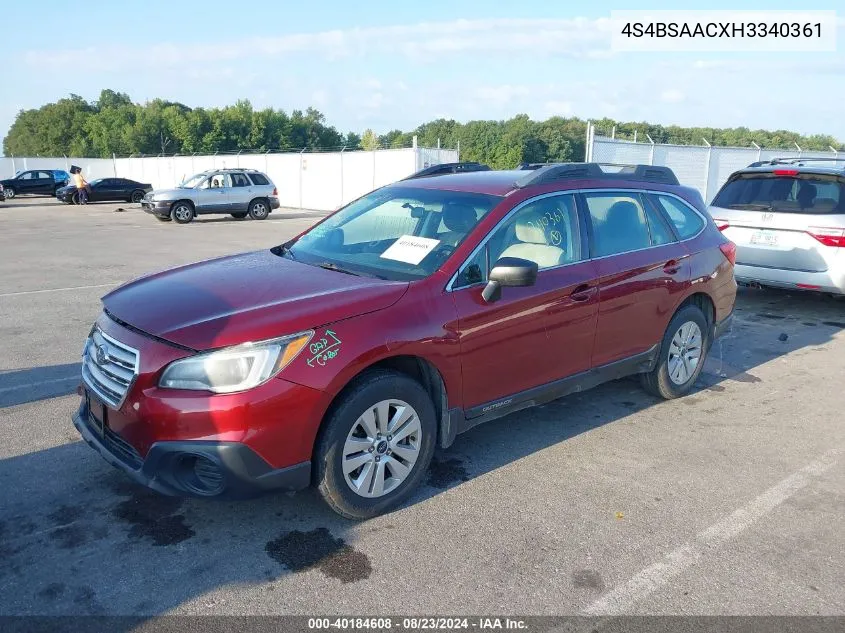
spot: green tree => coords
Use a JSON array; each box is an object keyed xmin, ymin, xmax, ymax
[{"xmin": 361, "ymin": 129, "xmax": 379, "ymax": 151}]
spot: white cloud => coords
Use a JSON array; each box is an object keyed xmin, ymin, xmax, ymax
[
  {"xmin": 22, "ymin": 18, "xmax": 613, "ymax": 71},
  {"xmin": 660, "ymin": 89, "xmax": 685, "ymax": 104}
]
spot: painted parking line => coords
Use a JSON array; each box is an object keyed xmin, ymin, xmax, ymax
[
  {"xmin": 583, "ymin": 448, "xmax": 842, "ymax": 615},
  {"xmin": 0, "ymin": 282, "xmax": 119, "ymax": 298},
  {"xmin": 0, "ymin": 375, "xmax": 79, "ymax": 395}
]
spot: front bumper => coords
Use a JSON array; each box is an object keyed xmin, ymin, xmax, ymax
[
  {"xmin": 73, "ymin": 398, "xmax": 311, "ymax": 498},
  {"xmin": 141, "ymin": 200, "xmax": 173, "ymax": 217}
]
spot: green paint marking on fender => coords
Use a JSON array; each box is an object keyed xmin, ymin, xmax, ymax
[{"xmin": 307, "ymin": 329, "xmax": 342, "ymax": 368}]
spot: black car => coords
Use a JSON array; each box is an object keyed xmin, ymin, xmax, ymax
[
  {"xmin": 0, "ymin": 169, "xmax": 71, "ymax": 198},
  {"xmin": 56, "ymin": 178, "xmax": 153, "ymax": 204}
]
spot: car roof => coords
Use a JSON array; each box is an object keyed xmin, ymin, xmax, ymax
[
  {"xmin": 391, "ymin": 163, "xmax": 682, "ymax": 197},
  {"xmin": 739, "ymin": 158, "xmax": 845, "ymax": 178}
]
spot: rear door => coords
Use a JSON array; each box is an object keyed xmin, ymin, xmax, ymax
[
  {"xmin": 229, "ymin": 172, "xmax": 253, "ymax": 211},
  {"xmin": 582, "ymin": 190, "xmax": 691, "ymax": 367},
  {"xmin": 709, "ymin": 172, "xmax": 845, "ymax": 274}
]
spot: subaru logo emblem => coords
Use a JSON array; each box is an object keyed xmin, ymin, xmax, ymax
[{"xmin": 95, "ymin": 344, "xmax": 109, "ymax": 365}]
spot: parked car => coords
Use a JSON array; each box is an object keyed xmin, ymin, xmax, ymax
[
  {"xmin": 0, "ymin": 169, "xmax": 70, "ymax": 198},
  {"xmin": 141, "ymin": 168, "xmax": 280, "ymax": 223},
  {"xmin": 56, "ymin": 178, "xmax": 153, "ymax": 204},
  {"xmin": 73, "ymin": 162, "xmax": 737, "ymax": 519},
  {"xmin": 709, "ymin": 157, "xmax": 845, "ymax": 296}
]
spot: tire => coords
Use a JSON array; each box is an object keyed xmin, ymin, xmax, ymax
[
  {"xmin": 171, "ymin": 201, "xmax": 194, "ymax": 224},
  {"xmin": 4, "ymin": 186, "xmax": 15, "ymax": 199},
  {"xmin": 314, "ymin": 370, "xmax": 437, "ymax": 520},
  {"xmin": 130, "ymin": 190, "xmax": 145, "ymax": 204},
  {"xmin": 248, "ymin": 198, "xmax": 269, "ymax": 220},
  {"xmin": 230, "ymin": 212, "xmax": 248, "ymax": 219},
  {"xmin": 641, "ymin": 305, "xmax": 709, "ymax": 400}
]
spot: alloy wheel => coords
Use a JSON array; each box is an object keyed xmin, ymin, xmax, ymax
[
  {"xmin": 667, "ymin": 321, "xmax": 703, "ymax": 385},
  {"xmin": 342, "ymin": 399, "xmax": 422, "ymax": 498}
]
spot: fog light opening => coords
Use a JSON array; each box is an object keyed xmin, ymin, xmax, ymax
[{"xmin": 174, "ymin": 453, "xmax": 225, "ymax": 496}]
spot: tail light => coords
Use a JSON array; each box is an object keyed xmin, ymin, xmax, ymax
[
  {"xmin": 807, "ymin": 227, "xmax": 845, "ymax": 247},
  {"xmin": 719, "ymin": 241, "xmax": 737, "ymax": 266},
  {"xmin": 272, "ymin": 187, "xmax": 278, "ymax": 196},
  {"xmin": 713, "ymin": 219, "xmax": 730, "ymax": 231},
  {"xmin": 773, "ymin": 169, "xmax": 799, "ymax": 176}
]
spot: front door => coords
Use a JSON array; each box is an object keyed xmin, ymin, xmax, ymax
[
  {"xmin": 581, "ymin": 190, "xmax": 691, "ymax": 367},
  {"xmin": 194, "ymin": 174, "xmax": 231, "ymax": 213},
  {"xmin": 451, "ymin": 193, "xmax": 598, "ymax": 411}
]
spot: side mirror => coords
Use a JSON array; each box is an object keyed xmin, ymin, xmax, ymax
[{"xmin": 481, "ymin": 257, "xmax": 538, "ymax": 303}]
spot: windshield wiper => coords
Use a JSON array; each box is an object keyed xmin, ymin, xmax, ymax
[
  {"xmin": 316, "ymin": 262, "xmax": 361, "ymax": 276},
  {"xmin": 728, "ymin": 203, "xmax": 773, "ymax": 210}
]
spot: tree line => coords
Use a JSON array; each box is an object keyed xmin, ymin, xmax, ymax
[{"xmin": 4, "ymin": 90, "xmax": 843, "ymax": 170}]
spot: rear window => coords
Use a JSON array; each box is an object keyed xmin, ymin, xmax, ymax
[
  {"xmin": 712, "ymin": 174, "xmax": 844, "ymax": 215},
  {"xmin": 248, "ymin": 173, "xmax": 269, "ymax": 186}
]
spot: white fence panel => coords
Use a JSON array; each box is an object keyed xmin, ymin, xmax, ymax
[
  {"xmin": 342, "ymin": 151, "xmax": 377, "ymax": 206},
  {"xmin": 588, "ymin": 133, "xmax": 841, "ymax": 203}
]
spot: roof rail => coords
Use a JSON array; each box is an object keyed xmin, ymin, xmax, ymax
[
  {"xmin": 748, "ymin": 157, "xmax": 845, "ymax": 168},
  {"xmin": 403, "ymin": 162, "xmax": 492, "ymax": 180},
  {"xmin": 514, "ymin": 162, "xmax": 679, "ymax": 188}
]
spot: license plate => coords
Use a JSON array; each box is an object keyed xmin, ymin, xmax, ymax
[
  {"xmin": 750, "ymin": 230, "xmax": 778, "ymax": 246},
  {"xmin": 86, "ymin": 393, "xmax": 106, "ymax": 438}
]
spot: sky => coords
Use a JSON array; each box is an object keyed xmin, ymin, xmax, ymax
[{"xmin": 1, "ymin": 0, "xmax": 844, "ymax": 149}]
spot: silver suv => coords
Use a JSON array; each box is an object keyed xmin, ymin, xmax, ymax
[
  {"xmin": 709, "ymin": 158, "xmax": 845, "ymax": 296},
  {"xmin": 142, "ymin": 168, "xmax": 280, "ymax": 224}
]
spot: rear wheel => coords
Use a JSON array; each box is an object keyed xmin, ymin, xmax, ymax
[
  {"xmin": 248, "ymin": 199, "xmax": 269, "ymax": 220},
  {"xmin": 314, "ymin": 370, "xmax": 437, "ymax": 519},
  {"xmin": 130, "ymin": 190, "xmax": 145, "ymax": 203},
  {"xmin": 231, "ymin": 212, "xmax": 248, "ymax": 219},
  {"xmin": 641, "ymin": 305, "xmax": 708, "ymax": 399},
  {"xmin": 4, "ymin": 186, "xmax": 15, "ymax": 199},
  {"xmin": 171, "ymin": 201, "xmax": 194, "ymax": 224}
]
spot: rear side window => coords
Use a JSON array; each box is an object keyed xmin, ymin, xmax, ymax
[
  {"xmin": 248, "ymin": 173, "xmax": 269, "ymax": 186},
  {"xmin": 231, "ymin": 173, "xmax": 251, "ymax": 187},
  {"xmin": 653, "ymin": 195, "xmax": 705, "ymax": 239},
  {"xmin": 643, "ymin": 200, "xmax": 676, "ymax": 245},
  {"xmin": 584, "ymin": 192, "xmax": 652, "ymax": 257},
  {"xmin": 712, "ymin": 175, "xmax": 844, "ymax": 215}
]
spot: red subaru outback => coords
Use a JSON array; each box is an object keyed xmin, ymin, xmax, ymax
[{"xmin": 74, "ymin": 163, "xmax": 737, "ymax": 519}]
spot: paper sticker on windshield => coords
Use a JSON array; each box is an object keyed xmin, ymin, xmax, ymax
[{"xmin": 380, "ymin": 235, "xmax": 440, "ymax": 265}]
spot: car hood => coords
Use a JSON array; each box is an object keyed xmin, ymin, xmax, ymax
[
  {"xmin": 102, "ymin": 250, "xmax": 409, "ymax": 350},
  {"xmin": 152, "ymin": 187, "xmax": 193, "ymax": 199},
  {"xmin": 57, "ymin": 185, "xmax": 76, "ymax": 193}
]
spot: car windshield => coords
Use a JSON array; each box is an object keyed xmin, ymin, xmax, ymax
[
  {"xmin": 179, "ymin": 173, "xmax": 209, "ymax": 189},
  {"xmin": 278, "ymin": 186, "xmax": 503, "ymax": 281},
  {"xmin": 713, "ymin": 174, "xmax": 845, "ymax": 215}
]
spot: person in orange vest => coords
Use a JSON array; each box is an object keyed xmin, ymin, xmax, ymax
[{"xmin": 73, "ymin": 168, "xmax": 89, "ymax": 204}]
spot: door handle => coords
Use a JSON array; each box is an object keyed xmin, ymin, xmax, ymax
[
  {"xmin": 663, "ymin": 260, "xmax": 681, "ymax": 275},
  {"xmin": 570, "ymin": 284, "xmax": 597, "ymax": 302}
]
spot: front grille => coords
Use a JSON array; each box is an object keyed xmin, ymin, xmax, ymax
[
  {"xmin": 103, "ymin": 425, "xmax": 143, "ymax": 470},
  {"xmin": 82, "ymin": 327, "xmax": 140, "ymax": 408}
]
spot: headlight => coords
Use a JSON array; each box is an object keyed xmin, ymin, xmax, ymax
[{"xmin": 159, "ymin": 331, "xmax": 313, "ymax": 393}]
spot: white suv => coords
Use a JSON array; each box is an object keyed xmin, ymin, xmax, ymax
[
  {"xmin": 709, "ymin": 158, "xmax": 845, "ymax": 296},
  {"xmin": 142, "ymin": 169, "xmax": 280, "ymax": 224}
]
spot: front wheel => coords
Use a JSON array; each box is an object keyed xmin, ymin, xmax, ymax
[
  {"xmin": 171, "ymin": 201, "xmax": 194, "ymax": 224},
  {"xmin": 248, "ymin": 199, "xmax": 269, "ymax": 220},
  {"xmin": 315, "ymin": 370, "xmax": 437, "ymax": 519},
  {"xmin": 4, "ymin": 186, "xmax": 15, "ymax": 199},
  {"xmin": 641, "ymin": 305, "xmax": 709, "ymax": 399}
]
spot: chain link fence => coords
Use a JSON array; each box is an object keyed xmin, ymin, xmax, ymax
[{"xmin": 588, "ymin": 131, "xmax": 841, "ymax": 203}]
